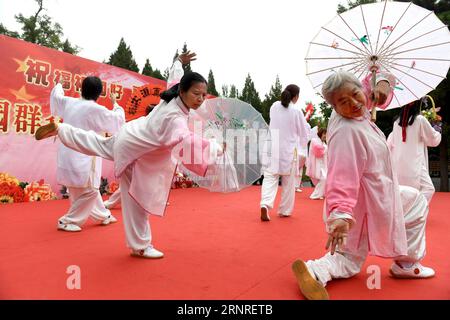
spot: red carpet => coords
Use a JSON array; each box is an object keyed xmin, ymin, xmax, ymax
[{"xmin": 0, "ymin": 186, "xmax": 449, "ymax": 300}]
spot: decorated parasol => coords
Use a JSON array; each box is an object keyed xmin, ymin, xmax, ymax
[
  {"xmin": 184, "ymin": 97, "xmax": 269, "ymax": 193},
  {"xmin": 305, "ymin": 0, "xmax": 450, "ymax": 117}
]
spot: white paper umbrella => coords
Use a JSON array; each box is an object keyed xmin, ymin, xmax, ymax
[
  {"xmin": 184, "ymin": 97, "xmax": 269, "ymax": 193},
  {"xmin": 305, "ymin": 0, "xmax": 450, "ymax": 109}
]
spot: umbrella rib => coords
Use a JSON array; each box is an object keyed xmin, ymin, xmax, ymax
[
  {"xmin": 309, "ymin": 42, "xmax": 365, "ymax": 57},
  {"xmin": 379, "ymin": 61, "xmax": 419, "ymax": 99},
  {"xmin": 349, "ymin": 60, "xmax": 369, "ymax": 73},
  {"xmin": 384, "ymin": 25, "xmax": 449, "ymax": 55},
  {"xmin": 383, "ymin": 41, "xmax": 450, "ymax": 57},
  {"xmin": 360, "ymin": 3, "xmax": 374, "ymax": 54},
  {"xmin": 375, "ymin": 0, "xmax": 389, "ymax": 54},
  {"xmin": 393, "ymin": 91, "xmax": 403, "ymax": 108},
  {"xmin": 321, "ymin": 27, "xmax": 368, "ymax": 55},
  {"xmin": 337, "ymin": 14, "xmax": 372, "ymax": 56},
  {"xmin": 383, "ymin": 64, "xmax": 436, "ymax": 90},
  {"xmin": 356, "ymin": 67, "xmax": 368, "ymax": 81},
  {"xmin": 378, "ymin": 11, "xmax": 434, "ymax": 57},
  {"xmin": 390, "ymin": 62, "xmax": 446, "ymax": 79},
  {"xmin": 391, "ymin": 57, "xmax": 450, "ymax": 61},
  {"xmin": 305, "ymin": 57, "xmax": 363, "ymax": 60},
  {"xmin": 311, "ymin": 60, "xmax": 368, "ymax": 89},
  {"xmin": 306, "ymin": 60, "xmax": 364, "ymax": 76},
  {"xmin": 377, "ymin": 2, "xmax": 412, "ymax": 56}
]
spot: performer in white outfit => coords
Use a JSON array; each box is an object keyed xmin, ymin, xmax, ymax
[
  {"xmin": 36, "ymin": 62, "xmax": 223, "ymax": 259},
  {"xmin": 305, "ymin": 127, "xmax": 327, "ymax": 200},
  {"xmin": 291, "ymin": 70, "xmax": 435, "ymax": 300},
  {"xmin": 292, "ymin": 104, "xmax": 311, "ymax": 193},
  {"xmin": 104, "ymin": 187, "xmax": 121, "ymax": 209},
  {"xmin": 260, "ymin": 85, "xmax": 310, "ymax": 221},
  {"xmin": 387, "ymin": 101, "xmax": 441, "ymax": 203},
  {"xmin": 49, "ymin": 77, "xmax": 125, "ymax": 232}
]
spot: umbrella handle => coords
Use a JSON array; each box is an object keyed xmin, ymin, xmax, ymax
[{"xmin": 370, "ymin": 67, "xmax": 377, "ymax": 122}]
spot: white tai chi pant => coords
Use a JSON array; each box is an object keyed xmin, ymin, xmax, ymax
[
  {"xmin": 419, "ymin": 164, "xmax": 435, "ymax": 204},
  {"xmin": 58, "ymin": 123, "xmax": 152, "ymax": 251},
  {"xmin": 260, "ymin": 168, "xmax": 297, "ymax": 215},
  {"xmin": 295, "ymin": 156, "xmax": 306, "ymax": 189},
  {"xmin": 59, "ymin": 186, "xmax": 112, "ymax": 226},
  {"xmin": 104, "ymin": 187, "xmax": 122, "ymax": 209},
  {"xmin": 310, "ymin": 178, "xmax": 326, "ymax": 199},
  {"xmin": 306, "ymin": 185, "xmax": 429, "ymax": 286}
]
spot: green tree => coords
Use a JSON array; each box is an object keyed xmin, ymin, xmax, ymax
[
  {"xmin": 0, "ymin": 0, "xmax": 79, "ymax": 54},
  {"xmin": 141, "ymin": 58, "xmax": 164, "ymax": 80},
  {"xmin": 229, "ymin": 85, "xmax": 239, "ymax": 98},
  {"xmin": 337, "ymin": 0, "xmax": 377, "ymax": 13},
  {"xmin": 261, "ymin": 75, "xmax": 282, "ymax": 123},
  {"xmin": 61, "ymin": 38, "xmax": 80, "ymax": 54},
  {"xmin": 0, "ymin": 23, "xmax": 20, "ymax": 38},
  {"xmin": 207, "ymin": 69, "xmax": 219, "ymax": 96},
  {"xmin": 222, "ymin": 85, "xmax": 229, "ymax": 97},
  {"xmin": 151, "ymin": 68, "xmax": 165, "ymax": 81},
  {"xmin": 141, "ymin": 58, "xmax": 154, "ymax": 76},
  {"xmin": 240, "ymin": 74, "xmax": 262, "ymax": 113},
  {"xmin": 107, "ymin": 38, "xmax": 139, "ymax": 72}
]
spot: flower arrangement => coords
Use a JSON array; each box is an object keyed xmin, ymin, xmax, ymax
[
  {"xmin": 108, "ymin": 181, "xmax": 119, "ymax": 194},
  {"xmin": 420, "ymin": 95, "xmax": 442, "ymax": 133},
  {"xmin": 0, "ymin": 173, "xmax": 57, "ymax": 204},
  {"xmin": 24, "ymin": 180, "xmax": 57, "ymax": 202},
  {"xmin": 171, "ymin": 171, "xmax": 196, "ymax": 189}
]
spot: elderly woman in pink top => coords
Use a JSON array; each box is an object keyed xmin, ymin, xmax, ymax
[{"xmin": 291, "ymin": 70, "xmax": 434, "ymax": 300}]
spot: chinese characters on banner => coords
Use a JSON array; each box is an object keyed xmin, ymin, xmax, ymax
[{"xmin": 0, "ymin": 35, "xmax": 167, "ymax": 193}]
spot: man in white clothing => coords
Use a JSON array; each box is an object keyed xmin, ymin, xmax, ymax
[{"xmin": 48, "ymin": 76, "xmax": 125, "ymax": 232}]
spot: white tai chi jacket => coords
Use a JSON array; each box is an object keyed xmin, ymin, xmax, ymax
[
  {"xmin": 265, "ymin": 101, "xmax": 311, "ymax": 175},
  {"xmin": 50, "ymin": 83, "xmax": 125, "ymax": 188},
  {"xmin": 387, "ymin": 115, "xmax": 441, "ymax": 191},
  {"xmin": 112, "ymin": 96, "xmax": 221, "ymax": 216}
]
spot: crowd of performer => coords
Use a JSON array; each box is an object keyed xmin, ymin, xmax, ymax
[{"xmin": 34, "ymin": 50, "xmax": 442, "ymax": 300}]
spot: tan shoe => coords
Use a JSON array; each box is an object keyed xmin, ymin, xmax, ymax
[
  {"xmin": 260, "ymin": 206, "xmax": 270, "ymax": 221},
  {"xmin": 292, "ymin": 259, "xmax": 329, "ymax": 300},
  {"xmin": 35, "ymin": 122, "xmax": 58, "ymax": 140}
]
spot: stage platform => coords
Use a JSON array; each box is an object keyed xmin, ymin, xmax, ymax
[{"xmin": 1, "ymin": 187, "xmax": 448, "ymax": 300}]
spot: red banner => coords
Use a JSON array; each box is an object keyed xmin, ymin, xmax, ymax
[{"xmin": 0, "ymin": 35, "xmax": 168, "ymax": 195}]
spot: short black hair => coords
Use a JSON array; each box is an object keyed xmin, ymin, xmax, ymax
[{"xmin": 81, "ymin": 76, "xmax": 103, "ymax": 101}]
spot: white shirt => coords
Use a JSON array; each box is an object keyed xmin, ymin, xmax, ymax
[
  {"xmin": 50, "ymin": 83, "xmax": 125, "ymax": 188},
  {"xmin": 387, "ymin": 114, "xmax": 441, "ymax": 190},
  {"xmin": 265, "ymin": 101, "xmax": 311, "ymax": 175}
]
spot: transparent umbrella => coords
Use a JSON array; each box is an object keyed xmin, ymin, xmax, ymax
[
  {"xmin": 183, "ymin": 97, "xmax": 269, "ymax": 193},
  {"xmin": 305, "ymin": 0, "xmax": 450, "ymax": 110}
]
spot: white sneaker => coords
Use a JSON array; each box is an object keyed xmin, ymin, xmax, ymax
[
  {"xmin": 390, "ymin": 262, "xmax": 435, "ymax": 279},
  {"xmin": 57, "ymin": 221, "xmax": 81, "ymax": 232},
  {"xmin": 131, "ymin": 247, "xmax": 164, "ymax": 259},
  {"xmin": 101, "ymin": 215, "xmax": 117, "ymax": 225},
  {"xmin": 278, "ymin": 213, "xmax": 291, "ymax": 217},
  {"xmin": 295, "ymin": 188, "xmax": 303, "ymax": 193}
]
